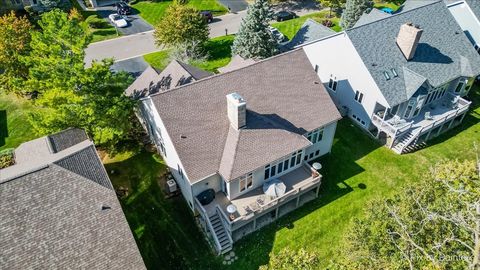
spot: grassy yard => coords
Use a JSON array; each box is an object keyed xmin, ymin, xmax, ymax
[
  {"xmin": 0, "ymin": 94, "xmax": 38, "ymax": 151},
  {"xmin": 271, "ymin": 10, "xmax": 342, "ymax": 40},
  {"xmin": 132, "ymin": 0, "xmax": 228, "ymax": 26},
  {"xmin": 110, "ymin": 86, "xmax": 480, "ymax": 269},
  {"xmin": 143, "ymin": 35, "xmax": 234, "ymax": 73}
]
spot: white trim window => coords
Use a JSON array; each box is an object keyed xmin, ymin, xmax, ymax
[
  {"xmin": 454, "ymin": 80, "xmax": 466, "ymax": 94},
  {"xmin": 328, "ymin": 77, "xmax": 338, "ymax": 91},
  {"xmin": 306, "ymin": 128, "xmax": 324, "ymax": 144},
  {"xmin": 264, "ymin": 150, "xmax": 303, "ymax": 180},
  {"xmin": 239, "ymin": 172, "xmax": 253, "ymax": 192},
  {"xmin": 354, "ymin": 91, "xmax": 364, "ymax": 103}
]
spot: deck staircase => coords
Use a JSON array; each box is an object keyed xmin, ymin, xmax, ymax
[
  {"xmin": 392, "ymin": 129, "xmax": 421, "ymax": 154},
  {"xmin": 209, "ymin": 212, "xmax": 232, "ymax": 255}
]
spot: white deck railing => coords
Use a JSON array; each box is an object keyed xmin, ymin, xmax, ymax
[{"xmin": 194, "ymin": 197, "xmax": 222, "ymax": 254}]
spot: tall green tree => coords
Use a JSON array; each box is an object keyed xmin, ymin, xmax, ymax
[
  {"xmin": 318, "ymin": 0, "xmax": 346, "ymax": 17},
  {"xmin": 25, "ymin": 9, "xmax": 136, "ymax": 151},
  {"xmin": 340, "ymin": 0, "xmax": 373, "ymax": 29},
  {"xmin": 153, "ymin": 4, "xmax": 208, "ymax": 50},
  {"xmin": 231, "ymin": 0, "xmax": 277, "ymax": 59},
  {"xmin": 333, "ymin": 159, "xmax": 480, "ymax": 269},
  {"xmin": 0, "ymin": 11, "xmax": 33, "ymax": 93},
  {"xmin": 39, "ymin": 0, "xmax": 62, "ymax": 9}
]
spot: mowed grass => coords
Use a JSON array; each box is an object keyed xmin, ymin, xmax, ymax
[
  {"xmin": 143, "ymin": 35, "xmax": 234, "ymax": 73},
  {"xmin": 105, "ymin": 150, "xmax": 225, "ymax": 269},
  {"xmin": 0, "ymin": 94, "xmax": 39, "ymax": 151},
  {"xmin": 132, "ymin": 0, "xmax": 228, "ymax": 26},
  {"xmin": 271, "ymin": 10, "xmax": 341, "ymax": 40}
]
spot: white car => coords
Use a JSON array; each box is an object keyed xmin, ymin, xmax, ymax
[{"xmin": 108, "ymin": 13, "xmax": 128, "ymax": 28}]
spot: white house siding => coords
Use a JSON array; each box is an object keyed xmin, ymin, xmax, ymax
[
  {"xmin": 228, "ymin": 165, "xmax": 265, "ymax": 200},
  {"xmin": 303, "ymin": 121, "xmax": 337, "ymax": 160},
  {"xmin": 192, "ymin": 174, "xmax": 222, "ymax": 198},
  {"xmin": 302, "ymin": 34, "xmax": 389, "ymax": 130},
  {"xmin": 449, "ymin": 2, "xmax": 480, "ymax": 47},
  {"xmin": 142, "ymin": 98, "xmax": 195, "ymax": 209}
]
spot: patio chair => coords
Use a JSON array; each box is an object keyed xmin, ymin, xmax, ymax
[
  {"xmin": 451, "ymin": 96, "xmax": 459, "ymax": 109},
  {"xmin": 424, "ymin": 111, "xmax": 433, "ymax": 120}
]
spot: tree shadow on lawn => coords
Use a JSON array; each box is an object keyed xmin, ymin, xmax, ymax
[
  {"xmin": 105, "ymin": 150, "xmax": 224, "ymax": 270},
  {"xmin": 230, "ymin": 119, "xmax": 381, "ymax": 269},
  {"xmin": 0, "ymin": 110, "xmax": 7, "ymax": 148}
]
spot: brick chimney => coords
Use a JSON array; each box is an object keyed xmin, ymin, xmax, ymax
[
  {"xmin": 396, "ymin": 23, "xmax": 423, "ymax": 60},
  {"xmin": 226, "ymin": 93, "xmax": 246, "ymax": 130}
]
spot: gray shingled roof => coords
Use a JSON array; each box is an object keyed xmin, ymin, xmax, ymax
[
  {"xmin": 48, "ymin": 128, "xmax": 89, "ymax": 153},
  {"xmin": 346, "ymin": 1, "xmax": 480, "ymax": 106},
  {"xmin": 354, "ymin": 8, "xmax": 391, "ymax": 27},
  {"xmin": 0, "ymin": 165, "xmax": 145, "ymax": 269},
  {"xmin": 54, "ymin": 145, "xmax": 113, "ymax": 190},
  {"xmin": 148, "ymin": 49, "xmax": 341, "ymax": 183},
  {"xmin": 0, "ymin": 130, "xmax": 145, "ymax": 269},
  {"xmin": 285, "ymin": 19, "xmax": 336, "ymax": 49},
  {"xmin": 125, "ymin": 60, "xmax": 213, "ymax": 98}
]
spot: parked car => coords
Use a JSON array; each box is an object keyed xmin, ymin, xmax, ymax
[
  {"xmin": 274, "ymin": 10, "xmax": 297, "ymax": 22},
  {"xmin": 115, "ymin": 2, "xmax": 131, "ymax": 15},
  {"xmin": 200, "ymin": 10, "xmax": 213, "ymax": 23},
  {"xmin": 108, "ymin": 13, "xmax": 128, "ymax": 28},
  {"xmin": 268, "ymin": 26, "xmax": 287, "ymax": 43}
]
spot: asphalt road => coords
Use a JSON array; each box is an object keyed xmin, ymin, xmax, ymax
[{"xmin": 85, "ymin": 0, "xmax": 321, "ymax": 65}]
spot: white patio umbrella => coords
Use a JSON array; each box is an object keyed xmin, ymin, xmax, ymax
[{"xmin": 262, "ymin": 179, "xmax": 286, "ymax": 198}]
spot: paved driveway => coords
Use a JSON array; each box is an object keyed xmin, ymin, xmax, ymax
[{"xmin": 97, "ymin": 7, "xmax": 153, "ymax": 36}]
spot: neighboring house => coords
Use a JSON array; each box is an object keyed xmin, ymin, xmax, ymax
[
  {"xmin": 218, "ymin": 55, "xmax": 256, "ymax": 73},
  {"xmin": 0, "ymin": 0, "xmax": 38, "ymax": 12},
  {"xmin": 283, "ymin": 19, "xmax": 336, "ymax": 50},
  {"xmin": 125, "ymin": 60, "xmax": 213, "ymax": 99},
  {"xmin": 139, "ymin": 49, "xmax": 341, "ymax": 254},
  {"xmin": 303, "ymin": 1, "xmax": 480, "ymax": 154},
  {"xmin": 0, "ymin": 128, "xmax": 146, "ymax": 269},
  {"xmin": 354, "ymin": 8, "xmax": 392, "ymax": 27},
  {"xmin": 447, "ymin": 0, "xmax": 480, "ymax": 53}
]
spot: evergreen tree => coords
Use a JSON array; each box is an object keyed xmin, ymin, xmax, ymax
[
  {"xmin": 39, "ymin": 0, "xmax": 62, "ymax": 9},
  {"xmin": 340, "ymin": 0, "xmax": 373, "ymax": 29},
  {"xmin": 231, "ymin": 0, "xmax": 277, "ymax": 59}
]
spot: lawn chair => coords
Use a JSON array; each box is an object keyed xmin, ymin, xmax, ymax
[{"xmin": 424, "ymin": 111, "xmax": 433, "ymax": 120}]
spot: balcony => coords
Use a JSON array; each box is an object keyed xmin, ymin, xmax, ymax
[
  {"xmin": 201, "ymin": 162, "xmax": 321, "ymax": 241},
  {"xmin": 372, "ymin": 94, "xmax": 471, "ymax": 140}
]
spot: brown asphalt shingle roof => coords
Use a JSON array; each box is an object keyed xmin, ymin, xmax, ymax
[{"xmin": 148, "ymin": 49, "xmax": 341, "ymax": 183}]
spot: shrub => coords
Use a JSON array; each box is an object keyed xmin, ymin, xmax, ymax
[
  {"xmin": 0, "ymin": 148, "xmax": 15, "ymax": 169},
  {"xmin": 85, "ymin": 15, "xmax": 106, "ymax": 28},
  {"xmin": 322, "ymin": 19, "xmax": 333, "ymax": 27}
]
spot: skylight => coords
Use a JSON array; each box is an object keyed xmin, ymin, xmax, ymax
[
  {"xmin": 391, "ymin": 68, "xmax": 398, "ymax": 77},
  {"xmin": 384, "ymin": 71, "xmax": 391, "ymax": 80}
]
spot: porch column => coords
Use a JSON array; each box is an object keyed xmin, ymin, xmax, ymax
[
  {"xmin": 316, "ymin": 184, "xmax": 320, "ymax": 197},
  {"xmin": 253, "ymin": 218, "xmax": 257, "ymax": 229},
  {"xmin": 275, "ymin": 207, "xmax": 279, "ymax": 219},
  {"xmin": 459, "ymin": 112, "xmax": 467, "ymax": 123},
  {"xmin": 296, "ymin": 196, "xmax": 300, "ymax": 207},
  {"xmin": 425, "ymin": 126, "xmax": 434, "ymax": 141},
  {"xmin": 448, "ymin": 118, "xmax": 455, "ymax": 129}
]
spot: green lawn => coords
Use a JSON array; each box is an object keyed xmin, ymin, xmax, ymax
[
  {"xmin": 143, "ymin": 35, "xmax": 234, "ymax": 73},
  {"xmin": 271, "ymin": 10, "xmax": 342, "ymax": 40},
  {"xmin": 132, "ymin": 0, "xmax": 228, "ymax": 26},
  {"xmin": 69, "ymin": 0, "xmax": 120, "ymax": 43},
  {"xmin": 110, "ymin": 86, "xmax": 480, "ymax": 269},
  {"xmin": 105, "ymin": 150, "xmax": 224, "ymax": 269},
  {"xmin": 0, "ymin": 94, "xmax": 39, "ymax": 151}
]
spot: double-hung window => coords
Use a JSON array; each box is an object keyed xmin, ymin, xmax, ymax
[
  {"xmin": 455, "ymin": 80, "xmax": 465, "ymax": 94},
  {"xmin": 306, "ymin": 128, "xmax": 324, "ymax": 144},
  {"xmin": 239, "ymin": 173, "xmax": 253, "ymax": 192},
  {"xmin": 328, "ymin": 77, "xmax": 338, "ymax": 91},
  {"xmin": 354, "ymin": 91, "xmax": 364, "ymax": 103}
]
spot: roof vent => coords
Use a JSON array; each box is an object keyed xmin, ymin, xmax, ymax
[
  {"xmin": 101, "ymin": 205, "xmax": 111, "ymax": 211},
  {"xmin": 396, "ymin": 23, "xmax": 423, "ymax": 60},
  {"xmin": 226, "ymin": 93, "xmax": 246, "ymax": 130}
]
